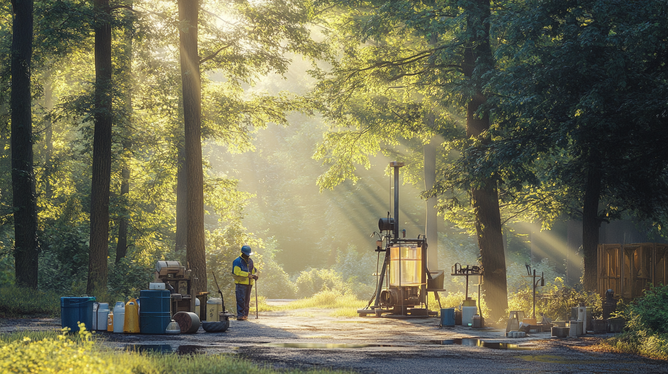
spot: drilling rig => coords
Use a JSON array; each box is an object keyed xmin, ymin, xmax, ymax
[{"xmin": 358, "ymin": 161, "xmax": 443, "ymax": 317}]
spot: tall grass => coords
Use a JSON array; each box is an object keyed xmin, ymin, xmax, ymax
[
  {"xmin": 276, "ymin": 290, "xmax": 365, "ymax": 310},
  {"xmin": 0, "ymin": 286, "xmax": 61, "ymax": 317}
]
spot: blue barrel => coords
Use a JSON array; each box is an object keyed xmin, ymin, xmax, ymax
[
  {"xmin": 441, "ymin": 308, "xmax": 455, "ymax": 327},
  {"xmin": 61, "ymin": 297, "xmax": 96, "ymax": 332},
  {"xmin": 140, "ymin": 290, "xmax": 171, "ymax": 334}
]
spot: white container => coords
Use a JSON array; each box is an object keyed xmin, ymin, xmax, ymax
[
  {"xmin": 92, "ymin": 302, "xmax": 99, "ymax": 330},
  {"xmin": 149, "ymin": 282, "xmax": 166, "ymax": 290},
  {"xmin": 577, "ymin": 305, "xmax": 587, "ymax": 333},
  {"xmin": 207, "ymin": 298, "xmax": 222, "ymax": 322},
  {"xmin": 195, "ymin": 298, "xmax": 200, "ymax": 318},
  {"xmin": 569, "ymin": 320, "xmax": 583, "ymax": 337},
  {"xmin": 113, "ymin": 302, "xmax": 125, "ymax": 333},
  {"xmin": 97, "ymin": 303, "xmax": 109, "ymax": 331},
  {"xmin": 462, "ymin": 306, "xmax": 477, "ymax": 327}
]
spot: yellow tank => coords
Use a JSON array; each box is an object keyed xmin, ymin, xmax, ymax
[
  {"xmin": 107, "ymin": 312, "xmax": 113, "ymax": 332},
  {"xmin": 389, "ymin": 245, "xmax": 422, "ymax": 286},
  {"xmin": 124, "ymin": 299, "xmax": 140, "ymax": 333}
]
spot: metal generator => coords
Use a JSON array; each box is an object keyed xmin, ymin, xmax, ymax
[{"xmin": 358, "ymin": 162, "xmax": 444, "ymax": 318}]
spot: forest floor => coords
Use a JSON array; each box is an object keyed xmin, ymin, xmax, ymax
[{"xmin": 1, "ymin": 303, "xmax": 667, "ymax": 373}]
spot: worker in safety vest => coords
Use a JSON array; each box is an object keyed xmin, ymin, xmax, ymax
[{"xmin": 232, "ymin": 245, "xmax": 258, "ymax": 320}]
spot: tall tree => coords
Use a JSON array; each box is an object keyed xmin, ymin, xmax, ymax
[
  {"xmin": 490, "ymin": 0, "xmax": 668, "ymax": 291},
  {"xmin": 87, "ymin": 0, "xmax": 113, "ymax": 294},
  {"xmin": 312, "ymin": 0, "xmax": 508, "ymax": 320},
  {"xmin": 178, "ymin": 0, "xmax": 206, "ymax": 293},
  {"xmin": 10, "ymin": 0, "xmax": 39, "ymax": 288},
  {"xmin": 115, "ymin": 4, "xmax": 134, "ymax": 264},
  {"xmin": 462, "ymin": 0, "xmax": 507, "ymax": 321}
]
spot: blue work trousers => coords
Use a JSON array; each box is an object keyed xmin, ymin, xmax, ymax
[{"xmin": 235, "ymin": 283, "xmax": 253, "ymax": 318}]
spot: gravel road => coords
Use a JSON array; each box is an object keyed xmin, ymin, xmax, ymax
[{"xmin": 2, "ymin": 307, "xmax": 666, "ymax": 373}]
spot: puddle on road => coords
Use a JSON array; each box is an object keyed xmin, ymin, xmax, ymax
[
  {"xmin": 123, "ymin": 344, "xmax": 207, "ymax": 355},
  {"xmin": 263, "ymin": 343, "xmax": 403, "ymax": 349},
  {"xmin": 263, "ymin": 339, "xmax": 534, "ymax": 350},
  {"xmin": 423, "ymin": 338, "xmax": 534, "ymax": 350},
  {"xmin": 519, "ymin": 355, "xmax": 638, "ymax": 365}
]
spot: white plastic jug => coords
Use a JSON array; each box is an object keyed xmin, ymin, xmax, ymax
[
  {"xmin": 97, "ymin": 303, "xmax": 109, "ymax": 331},
  {"xmin": 113, "ymin": 301, "xmax": 125, "ymax": 333},
  {"xmin": 92, "ymin": 302, "xmax": 99, "ymax": 330},
  {"xmin": 207, "ymin": 298, "xmax": 222, "ymax": 322}
]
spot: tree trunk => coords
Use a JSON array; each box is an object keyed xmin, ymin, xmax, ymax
[
  {"xmin": 43, "ymin": 71, "xmax": 54, "ymax": 199},
  {"xmin": 423, "ymin": 132, "xmax": 438, "ymax": 271},
  {"xmin": 115, "ymin": 167, "xmax": 130, "ymax": 263},
  {"xmin": 175, "ymin": 142, "xmax": 187, "ymax": 255},
  {"xmin": 582, "ymin": 166, "xmax": 602, "ymax": 291},
  {"xmin": 463, "ymin": 0, "xmax": 507, "ymax": 322},
  {"xmin": 115, "ymin": 4, "xmax": 133, "ymax": 264},
  {"xmin": 87, "ymin": 0, "xmax": 113, "ymax": 295},
  {"xmin": 178, "ymin": 0, "xmax": 207, "ymax": 294},
  {"xmin": 10, "ymin": 0, "xmax": 39, "ymax": 289}
]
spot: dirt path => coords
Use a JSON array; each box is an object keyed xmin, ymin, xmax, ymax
[{"xmin": 2, "ymin": 308, "xmax": 666, "ymax": 373}]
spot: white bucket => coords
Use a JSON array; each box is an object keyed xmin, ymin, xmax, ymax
[
  {"xmin": 97, "ymin": 303, "xmax": 109, "ymax": 331},
  {"xmin": 462, "ymin": 306, "xmax": 477, "ymax": 327}
]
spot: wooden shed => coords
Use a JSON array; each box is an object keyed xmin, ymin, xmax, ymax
[{"xmin": 597, "ymin": 243, "xmax": 668, "ymax": 300}]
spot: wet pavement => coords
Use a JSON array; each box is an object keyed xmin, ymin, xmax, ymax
[{"xmin": 2, "ymin": 307, "xmax": 667, "ymax": 373}]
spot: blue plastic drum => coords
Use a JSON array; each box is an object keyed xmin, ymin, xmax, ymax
[
  {"xmin": 441, "ymin": 308, "xmax": 455, "ymax": 327},
  {"xmin": 139, "ymin": 290, "xmax": 171, "ymax": 334},
  {"xmin": 61, "ymin": 297, "xmax": 96, "ymax": 332}
]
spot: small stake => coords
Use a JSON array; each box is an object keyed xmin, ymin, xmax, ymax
[{"xmin": 255, "ymin": 279, "xmax": 259, "ymax": 319}]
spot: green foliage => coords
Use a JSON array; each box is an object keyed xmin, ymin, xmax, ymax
[
  {"xmin": 0, "ymin": 324, "xmax": 351, "ymax": 374},
  {"xmin": 507, "ymin": 278, "xmax": 601, "ymax": 322},
  {"xmin": 505, "ymin": 258, "xmax": 561, "ymax": 294},
  {"xmin": 205, "ymin": 223, "xmax": 263, "ymax": 307},
  {"xmin": 605, "ymin": 284, "xmax": 668, "ymax": 360},
  {"xmin": 253, "ymin": 239, "xmax": 297, "ymax": 299},
  {"xmin": 622, "ymin": 284, "xmax": 668, "ymax": 335},
  {"xmin": 38, "ymin": 222, "xmax": 90, "ymax": 294},
  {"xmin": 107, "ymin": 257, "xmax": 155, "ymax": 300},
  {"xmin": 0, "ymin": 324, "xmax": 121, "ymax": 374},
  {"xmin": 295, "ymin": 268, "xmax": 346, "ymax": 298},
  {"xmin": 0, "ymin": 286, "xmax": 61, "ymax": 317}
]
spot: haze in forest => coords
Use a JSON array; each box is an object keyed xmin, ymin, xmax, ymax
[{"xmin": 3, "ymin": 0, "xmax": 668, "ymax": 323}]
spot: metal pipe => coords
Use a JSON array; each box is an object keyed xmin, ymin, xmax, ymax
[{"xmin": 390, "ymin": 162, "xmax": 404, "ymax": 242}]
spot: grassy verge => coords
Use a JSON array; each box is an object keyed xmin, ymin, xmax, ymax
[
  {"xmin": 267, "ymin": 290, "xmax": 482, "ymax": 318},
  {"xmin": 0, "ymin": 286, "xmax": 61, "ymax": 318},
  {"xmin": 0, "ymin": 326, "xmax": 352, "ymax": 373},
  {"xmin": 272, "ymin": 290, "xmax": 366, "ymax": 317}
]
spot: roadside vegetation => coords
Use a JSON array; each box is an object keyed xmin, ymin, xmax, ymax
[
  {"xmin": 0, "ymin": 325, "xmax": 351, "ymax": 374},
  {"xmin": 601, "ymin": 284, "xmax": 668, "ymax": 360},
  {"xmin": 0, "ymin": 286, "xmax": 61, "ymax": 318}
]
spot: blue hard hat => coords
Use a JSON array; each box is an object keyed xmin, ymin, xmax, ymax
[{"xmin": 241, "ymin": 245, "xmax": 253, "ymax": 256}]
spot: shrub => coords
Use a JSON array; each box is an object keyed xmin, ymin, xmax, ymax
[
  {"xmin": 622, "ymin": 284, "xmax": 668, "ymax": 335},
  {"xmin": 507, "ymin": 278, "xmax": 601, "ymax": 321},
  {"xmin": 295, "ymin": 268, "xmax": 348, "ymax": 298},
  {"xmin": 605, "ymin": 284, "xmax": 668, "ymax": 360},
  {"xmin": 0, "ymin": 324, "xmax": 130, "ymax": 374},
  {"xmin": 107, "ymin": 257, "xmax": 155, "ymax": 300}
]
